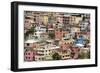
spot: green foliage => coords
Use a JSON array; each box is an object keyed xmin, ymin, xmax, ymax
[
  {"xmin": 85, "ymin": 39, "xmax": 90, "ymax": 44},
  {"xmin": 78, "ymin": 51, "xmax": 90, "ymax": 59},
  {"xmin": 24, "ymin": 26, "xmax": 35, "ymax": 40},
  {"xmin": 48, "ymin": 32, "xmax": 55, "ymax": 39},
  {"xmin": 86, "ymin": 51, "xmax": 90, "ymax": 59},
  {"xmin": 78, "ymin": 52, "xmax": 85, "ymax": 59},
  {"xmin": 52, "ymin": 52, "xmax": 61, "ymax": 60}
]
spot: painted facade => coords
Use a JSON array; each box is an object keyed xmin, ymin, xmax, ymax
[{"xmin": 24, "ymin": 11, "xmax": 90, "ymax": 61}]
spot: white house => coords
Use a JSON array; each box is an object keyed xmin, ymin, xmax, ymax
[
  {"xmin": 35, "ymin": 25, "xmax": 46, "ymax": 33},
  {"xmin": 80, "ymin": 21, "xmax": 89, "ymax": 31},
  {"xmin": 34, "ymin": 25, "xmax": 46, "ymax": 40}
]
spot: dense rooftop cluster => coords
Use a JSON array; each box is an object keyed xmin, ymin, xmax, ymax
[{"xmin": 24, "ymin": 11, "xmax": 90, "ymax": 61}]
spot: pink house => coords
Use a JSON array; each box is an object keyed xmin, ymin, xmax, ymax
[
  {"xmin": 71, "ymin": 47, "xmax": 80, "ymax": 59},
  {"xmin": 24, "ymin": 50, "xmax": 36, "ymax": 61},
  {"xmin": 55, "ymin": 29, "xmax": 63, "ymax": 40}
]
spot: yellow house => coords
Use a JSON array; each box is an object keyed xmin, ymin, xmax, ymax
[
  {"xmin": 71, "ymin": 27, "xmax": 80, "ymax": 33},
  {"xmin": 43, "ymin": 15, "xmax": 48, "ymax": 25},
  {"xmin": 69, "ymin": 16, "xmax": 82, "ymax": 26},
  {"xmin": 75, "ymin": 16, "xmax": 82, "ymax": 25}
]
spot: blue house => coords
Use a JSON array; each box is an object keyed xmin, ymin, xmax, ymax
[{"xmin": 75, "ymin": 36, "xmax": 85, "ymax": 47}]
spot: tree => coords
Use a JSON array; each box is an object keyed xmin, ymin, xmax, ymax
[
  {"xmin": 78, "ymin": 50, "xmax": 90, "ymax": 59},
  {"xmin": 24, "ymin": 26, "xmax": 35, "ymax": 40},
  {"xmin": 73, "ymin": 33, "xmax": 77, "ymax": 40},
  {"xmin": 85, "ymin": 39, "xmax": 90, "ymax": 44},
  {"xmin": 28, "ymin": 26, "xmax": 35, "ymax": 34},
  {"xmin": 86, "ymin": 51, "xmax": 90, "ymax": 59},
  {"xmin": 78, "ymin": 52, "xmax": 85, "ymax": 59},
  {"xmin": 48, "ymin": 32, "xmax": 55, "ymax": 39},
  {"xmin": 52, "ymin": 52, "xmax": 61, "ymax": 60}
]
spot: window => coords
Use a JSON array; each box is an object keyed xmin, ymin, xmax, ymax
[
  {"xmin": 46, "ymin": 50, "xmax": 47, "ymax": 52},
  {"xmin": 28, "ymin": 53, "xmax": 30, "ymax": 55},
  {"xmin": 39, "ymin": 58, "xmax": 41, "ymax": 60},
  {"xmin": 28, "ymin": 57, "xmax": 30, "ymax": 59},
  {"xmin": 33, "ymin": 52, "xmax": 35, "ymax": 55},
  {"xmin": 60, "ymin": 29, "xmax": 62, "ymax": 32},
  {"xmin": 25, "ymin": 21, "xmax": 29, "ymax": 23},
  {"xmin": 63, "ymin": 34, "xmax": 65, "ymax": 37},
  {"xmin": 26, "ymin": 57, "xmax": 27, "ymax": 59},
  {"xmin": 42, "ymin": 58, "xmax": 44, "ymax": 60},
  {"xmin": 27, "ymin": 43, "xmax": 30, "ymax": 46},
  {"xmin": 61, "ymin": 46, "xmax": 63, "ymax": 48},
  {"xmin": 68, "ymin": 55, "xmax": 70, "ymax": 57},
  {"xmin": 34, "ymin": 18, "xmax": 36, "ymax": 21}
]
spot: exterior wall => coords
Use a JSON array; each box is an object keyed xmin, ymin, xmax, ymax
[
  {"xmin": 35, "ymin": 25, "xmax": 46, "ymax": 33},
  {"xmin": 57, "ymin": 16, "xmax": 63, "ymax": 23},
  {"xmin": 60, "ymin": 39, "xmax": 74, "ymax": 45},
  {"xmin": 24, "ymin": 19, "xmax": 32, "ymax": 31},
  {"xmin": 75, "ymin": 17, "xmax": 82, "ymax": 24},
  {"xmin": 44, "ymin": 49, "xmax": 53, "ymax": 60},
  {"xmin": 63, "ymin": 16, "xmax": 70, "ymax": 24},
  {"xmin": 24, "ymin": 43, "xmax": 36, "ymax": 48},
  {"xmin": 43, "ymin": 15, "xmax": 48, "ymax": 25},
  {"xmin": 24, "ymin": 11, "xmax": 90, "ymax": 61},
  {"xmin": 55, "ymin": 29, "xmax": 63, "ymax": 40},
  {"xmin": 24, "ymin": 50, "xmax": 35, "ymax": 61},
  {"xmin": 71, "ymin": 27, "xmax": 80, "ymax": 33},
  {"xmin": 60, "ymin": 51, "xmax": 71, "ymax": 60},
  {"xmin": 80, "ymin": 21, "xmax": 89, "ymax": 31},
  {"xmin": 35, "ymin": 55, "xmax": 45, "ymax": 61},
  {"xmin": 63, "ymin": 32, "xmax": 72, "ymax": 40},
  {"xmin": 71, "ymin": 47, "xmax": 80, "ymax": 59},
  {"xmin": 69, "ymin": 16, "xmax": 75, "ymax": 24},
  {"xmin": 60, "ymin": 43, "xmax": 69, "ymax": 50},
  {"xmin": 35, "ymin": 46, "xmax": 53, "ymax": 61}
]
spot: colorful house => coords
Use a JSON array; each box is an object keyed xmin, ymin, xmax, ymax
[
  {"xmin": 43, "ymin": 15, "xmax": 48, "ymax": 25},
  {"xmin": 75, "ymin": 36, "xmax": 85, "ymax": 47},
  {"xmin": 80, "ymin": 21, "xmax": 89, "ymax": 31},
  {"xmin": 24, "ymin": 16, "xmax": 33, "ymax": 33},
  {"xmin": 63, "ymin": 32, "xmax": 72, "ymax": 40},
  {"xmin": 24, "ymin": 39, "xmax": 39, "ymax": 49},
  {"xmin": 70, "ymin": 46, "xmax": 80, "ymax": 59},
  {"xmin": 60, "ymin": 43, "xmax": 70, "ymax": 50},
  {"xmin": 59, "ymin": 49, "xmax": 71, "ymax": 60},
  {"xmin": 34, "ymin": 25, "xmax": 46, "ymax": 40},
  {"xmin": 55, "ymin": 28, "xmax": 63, "ymax": 40},
  {"xmin": 35, "ymin": 44, "xmax": 60, "ymax": 61},
  {"xmin": 24, "ymin": 49, "xmax": 36, "ymax": 61}
]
